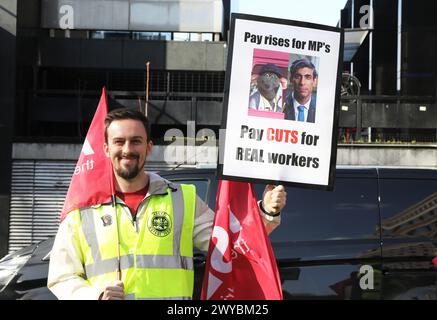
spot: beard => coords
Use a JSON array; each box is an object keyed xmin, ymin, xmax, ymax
[{"xmin": 114, "ymin": 152, "xmax": 145, "ymax": 180}]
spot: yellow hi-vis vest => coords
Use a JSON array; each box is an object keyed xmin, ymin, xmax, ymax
[{"xmin": 70, "ymin": 183, "xmax": 196, "ymax": 300}]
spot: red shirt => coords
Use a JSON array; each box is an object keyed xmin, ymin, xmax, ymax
[{"xmin": 116, "ymin": 184, "xmax": 149, "ymax": 218}]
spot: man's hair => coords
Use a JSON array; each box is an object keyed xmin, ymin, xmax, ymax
[
  {"xmin": 104, "ymin": 108, "xmax": 151, "ymax": 143},
  {"xmin": 289, "ymin": 59, "xmax": 318, "ymax": 79}
]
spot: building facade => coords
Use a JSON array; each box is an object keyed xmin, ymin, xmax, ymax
[
  {"xmin": 339, "ymin": 0, "xmax": 437, "ymax": 143},
  {"xmin": 1, "ymin": 0, "xmax": 230, "ymax": 256}
]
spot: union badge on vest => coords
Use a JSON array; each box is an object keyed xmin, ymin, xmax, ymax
[
  {"xmin": 101, "ymin": 214, "xmax": 112, "ymax": 227},
  {"xmin": 148, "ymin": 211, "xmax": 172, "ymax": 237}
]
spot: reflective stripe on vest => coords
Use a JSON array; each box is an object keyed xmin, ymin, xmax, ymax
[
  {"xmin": 83, "ymin": 254, "xmax": 194, "ymax": 279},
  {"xmin": 77, "ymin": 183, "xmax": 196, "ymax": 299}
]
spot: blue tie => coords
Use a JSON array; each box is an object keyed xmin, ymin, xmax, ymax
[{"xmin": 297, "ymin": 105, "xmax": 305, "ymax": 122}]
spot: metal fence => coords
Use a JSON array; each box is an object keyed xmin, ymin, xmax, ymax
[
  {"xmin": 17, "ymin": 88, "xmax": 437, "ymax": 144},
  {"xmin": 338, "ymin": 95, "xmax": 437, "ymax": 144}
]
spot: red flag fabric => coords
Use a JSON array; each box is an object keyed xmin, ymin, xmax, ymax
[
  {"xmin": 201, "ymin": 180, "xmax": 283, "ymax": 300},
  {"xmin": 60, "ymin": 87, "xmax": 114, "ymax": 222}
]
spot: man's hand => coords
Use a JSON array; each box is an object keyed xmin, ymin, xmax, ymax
[
  {"xmin": 100, "ymin": 280, "xmax": 125, "ymax": 300},
  {"xmin": 262, "ymin": 185, "xmax": 287, "ymax": 215}
]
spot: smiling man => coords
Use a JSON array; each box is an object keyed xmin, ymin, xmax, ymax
[
  {"xmin": 283, "ymin": 59, "xmax": 318, "ymax": 123},
  {"xmin": 47, "ymin": 108, "xmax": 287, "ymax": 300}
]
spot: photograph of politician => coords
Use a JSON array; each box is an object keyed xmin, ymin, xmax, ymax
[{"xmin": 283, "ymin": 55, "xmax": 319, "ymax": 123}]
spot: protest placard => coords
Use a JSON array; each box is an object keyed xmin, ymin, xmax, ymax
[{"xmin": 218, "ymin": 13, "xmax": 344, "ymax": 190}]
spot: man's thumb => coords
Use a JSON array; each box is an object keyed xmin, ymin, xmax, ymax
[{"xmin": 265, "ymin": 184, "xmax": 276, "ymax": 192}]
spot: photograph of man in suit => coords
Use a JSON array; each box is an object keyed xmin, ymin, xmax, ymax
[{"xmin": 283, "ymin": 58, "xmax": 318, "ymax": 123}]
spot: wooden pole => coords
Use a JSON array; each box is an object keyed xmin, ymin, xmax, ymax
[{"xmin": 145, "ymin": 61, "xmax": 150, "ymax": 117}]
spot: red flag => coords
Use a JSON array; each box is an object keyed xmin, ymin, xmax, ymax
[
  {"xmin": 60, "ymin": 87, "xmax": 114, "ymax": 222},
  {"xmin": 201, "ymin": 180, "xmax": 283, "ymax": 300}
]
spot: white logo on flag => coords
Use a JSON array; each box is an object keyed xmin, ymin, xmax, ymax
[
  {"xmin": 82, "ymin": 138, "xmax": 95, "ymax": 156},
  {"xmin": 206, "ymin": 273, "xmax": 223, "ymax": 300},
  {"xmin": 207, "ymin": 208, "xmax": 244, "ymax": 299},
  {"xmin": 229, "ymin": 210, "xmax": 241, "ymax": 233}
]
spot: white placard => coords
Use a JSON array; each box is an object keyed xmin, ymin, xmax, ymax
[{"xmin": 218, "ymin": 14, "xmax": 343, "ymax": 190}]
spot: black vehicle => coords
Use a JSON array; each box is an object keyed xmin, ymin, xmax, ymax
[{"xmin": 1, "ymin": 167, "xmax": 437, "ymax": 300}]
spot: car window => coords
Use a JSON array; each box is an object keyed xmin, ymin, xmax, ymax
[
  {"xmin": 168, "ymin": 178, "xmax": 210, "ymax": 203},
  {"xmin": 254, "ymin": 176, "xmax": 380, "ymax": 243},
  {"xmin": 378, "ymin": 178, "xmax": 437, "ymax": 239},
  {"xmin": 378, "ymin": 171, "xmax": 437, "ymax": 299}
]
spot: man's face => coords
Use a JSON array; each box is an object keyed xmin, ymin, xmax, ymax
[
  {"xmin": 104, "ymin": 119, "xmax": 152, "ymax": 181},
  {"xmin": 292, "ymin": 67, "xmax": 317, "ymax": 102}
]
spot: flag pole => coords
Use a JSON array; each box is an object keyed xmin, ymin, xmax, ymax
[
  {"xmin": 109, "ymin": 164, "xmax": 122, "ymax": 281},
  {"xmin": 145, "ymin": 61, "xmax": 150, "ymax": 117},
  {"xmin": 104, "ymin": 88, "xmax": 122, "ymax": 281},
  {"xmin": 112, "ymin": 193, "xmax": 122, "ymax": 281}
]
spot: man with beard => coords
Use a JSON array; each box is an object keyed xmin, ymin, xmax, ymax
[
  {"xmin": 249, "ymin": 63, "xmax": 287, "ymax": 113},
  {"xmin": 48, "ymin": 109, "xmax": 287, "ymax": 300},
  {"xmin": 283, "ymin": 59, "xmax": 318, "ymax": 123}
]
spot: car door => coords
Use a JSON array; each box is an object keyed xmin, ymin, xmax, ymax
[
  {"xmin": 254, "ymin": 168, "xmax": 382, "ymax": 299},
  {"xmin": 378, "ymin": 168, "xmax": 437, "ymax": 300}
]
